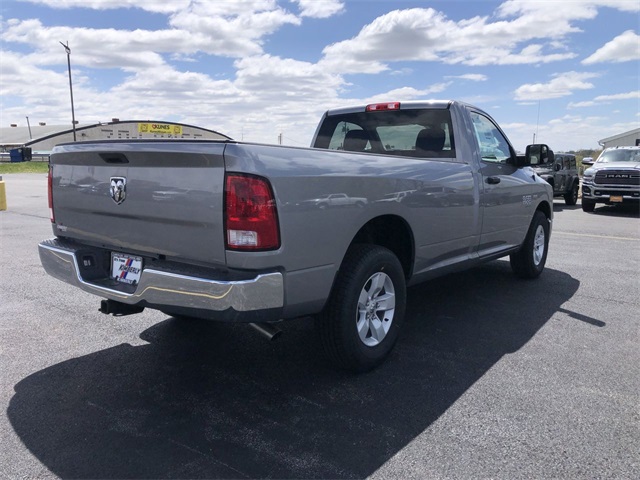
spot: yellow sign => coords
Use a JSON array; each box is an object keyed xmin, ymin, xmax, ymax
[{"xmin": 138, "ymin": 123, "xmax": 183, "ymax": 135}]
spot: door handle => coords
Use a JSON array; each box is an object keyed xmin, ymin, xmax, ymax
[{"xmin": 486, "ymin": 176, "xmax": 501, "ymax": 185}]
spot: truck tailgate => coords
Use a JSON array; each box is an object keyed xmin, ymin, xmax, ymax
[{"xmin": 50, "ymin": 141, "xmax": 227, "ymax": 266}]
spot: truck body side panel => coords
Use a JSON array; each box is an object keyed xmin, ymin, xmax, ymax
[{"xmin": 223, "ymin": 142, "xmax": 480, "ymax": 314}]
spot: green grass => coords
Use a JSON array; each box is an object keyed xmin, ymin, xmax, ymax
[{"xmin": 0, "ymin": 162, "xmax": 49, "ymax": 174}]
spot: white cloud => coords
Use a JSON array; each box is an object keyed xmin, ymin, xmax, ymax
[
  {"xmin": 1, "ymin": 20, "xmax": 186, "ymax": 68},
  {"xmin": 234, "ymin": 54, "xmax": 345, "ymax": 98},
  {"xmin": 2, "ymin": 0, "xmax": 638, "ymax": 149},
  {"xmin": 169, "ymin": 1, "xmax": 301, "ymax": 51},
  {"xmin": 0, "ymin": 51, "xmax": 75, "ymax": 102},
  {"xmin": 18, "ymin": 0, "xmax": 190, "ymax": 14},
  {"xmin": 568, "ymin": 90, "xmax": 640, "ymax": 108},
  {"xmin": 318, "ymin": 6, "xmax": 585, "ymax": 74},
  {"xmin": 497, "ymin": 0, "xmax": 639, "ymax": 21},
  {"xmin": 3, "ymin": 2, "xmax": 301, "ymax": 62},
  {"xmin": 514, "ymin": 72, "xmax": 599, "ymax": 101},
  {"xmin": 292, "ymin": 0, "xmax": 344, "ymax": 18},
  {"xmin": 365, "ymin": 83, "xmax": 452, "ymax": 103},
  {"xmin": 500, "ymin": 115, "xmax": 637, "ymax": 152},
  {"xmin": 446, "ymin": 74, "xmax": 488, "ymax": 81},
  {"xmin": 390, "ymin": 68, "xmax": 414, "ymax": 76},
  {"xmin": 591, "ymin": 91, "xmax": 639, "ymax": 101},
  {"xmin": 583, "ymin": 30, "xmax": 640, "ymax": 64},
  {"xmin": 567, "ymin": 101, "xmax": 598, "ymax": 108}
]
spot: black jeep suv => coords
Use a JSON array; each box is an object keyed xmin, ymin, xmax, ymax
[{"xmin": 531, "ymin": 152, "xmax": 580, "ymax": 205}]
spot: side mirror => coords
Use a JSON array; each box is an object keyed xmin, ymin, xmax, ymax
[
  {"xmin": 582, "ymin": 157, "xmax": 594, "ymax": 166},
  {"xmin": 554, "ymin": 162, "xmax": 562, "ymax": 172},
  {"xmin": 525, "ymin": 144, "xmax": 554, "ymax": 166}
]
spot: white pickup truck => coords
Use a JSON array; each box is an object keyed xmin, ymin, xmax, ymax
[{"xmin": 39, "ymin": 100, "xmax": 554, "ymax": 371}]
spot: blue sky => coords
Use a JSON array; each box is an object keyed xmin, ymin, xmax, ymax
[{"xmin": 1, "ymin": 0, "xmax": 638, "ymax": 151}]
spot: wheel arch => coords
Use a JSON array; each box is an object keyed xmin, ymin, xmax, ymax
[
  {"xmin": 347, "ymin": 214, "xmax": 415, "ymax": 279},
  {"xmin": 536, "ymin": 199, "xmax": 552, "ymax": 220}
]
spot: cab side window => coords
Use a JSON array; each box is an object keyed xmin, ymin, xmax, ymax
[{"xmin": 470, "ymin": 112, "xmax": 512, "ymax": 163}]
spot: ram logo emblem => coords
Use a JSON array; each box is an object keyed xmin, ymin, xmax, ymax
[{"xmin": 110, "ymin": 177, "xmax": 127, "ymax": 205}]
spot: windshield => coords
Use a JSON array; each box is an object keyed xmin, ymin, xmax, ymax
[{"xmin": 597, "ymin": 149, "xmax": 640, "ymax": 163}]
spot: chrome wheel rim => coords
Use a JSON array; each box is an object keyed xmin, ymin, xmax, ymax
[
  {"xmin": 533, "ymin": 225, "xmax": 546, "ymax": 265},
  {"xmin": 356, "ymin": 272, "xmax": 396, "ymax": 347}
]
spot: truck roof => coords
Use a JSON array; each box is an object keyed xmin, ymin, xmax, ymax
[{"xmin": 325, "ymin": 100, "xmax": 455, "ymax": 117}]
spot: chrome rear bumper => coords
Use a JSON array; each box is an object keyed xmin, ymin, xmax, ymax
[{"xmin": 38, "ymin": 239, "xmax": 284, "ymax": 315}]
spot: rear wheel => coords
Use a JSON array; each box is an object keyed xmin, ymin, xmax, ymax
[
  {"xmin": 316, "ymin": 244, "xmax": 406, "ymax": 372},
  {"xmin": 582, "ymin": 199, "xmax": 596, "ymax": 212},
  {"xmin": 564, "ymin": 182, "xmax": 579, "ymax": 205},
  {"xmin": 510, "ymin": 211, "xmax": 549, "ymax": 279}
]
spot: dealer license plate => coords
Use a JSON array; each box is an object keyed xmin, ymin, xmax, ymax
[
  {"xmin": 111, "ymin": 253, "xmax": 143, "ymax": 285},
  {"xmin": 610, "ymin": 195, "xmax": 623, "ymax": 203}
]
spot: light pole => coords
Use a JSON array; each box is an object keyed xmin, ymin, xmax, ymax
[
  {"xmin": 60, "ymin": 41, "xmax": 77, "ymax": 141},
  {"xmin": 26, "ymin": 116, "xmax": 32, "ymax": 139}
]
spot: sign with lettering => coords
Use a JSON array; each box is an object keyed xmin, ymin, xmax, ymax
[{"xmin": 138, "ymin": 123, "xmax": 183, "ymax": 135}]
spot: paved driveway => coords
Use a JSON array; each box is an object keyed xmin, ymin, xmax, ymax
[{"xmin": 1, "ymin": 174, "xmax": 638, "ymax": 479}]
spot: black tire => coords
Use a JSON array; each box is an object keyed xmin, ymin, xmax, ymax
[
  {"xmin": 510, "ymin": 210, "xmax": 550, "ymax": 279},
  {"xmin": 564, "ymin": 182, "xmax": 579, "ymax": 206},
  {"xmin": 316, "ymin": 244, "xmax": 406, "ymax": 372},
  {"xmin": 582, "ymin": 199, "xmax": 596, "ymax": 212}
]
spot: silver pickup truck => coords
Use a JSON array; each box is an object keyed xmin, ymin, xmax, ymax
[
  {"xmin": 39, "ymin": 100, "xmax": 554, "ymax": 371},
  {"xmin": 580, "ymin": 146, "xmax": 640, "ymax": 212}
]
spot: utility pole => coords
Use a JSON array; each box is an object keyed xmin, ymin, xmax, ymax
[
  {"xmin": 534, "ymin": 100, "xmax": 541, "ymax": 145},
  {"xmin": 60, "ymin": 41, "xmax": 77, "ymax": 141},
  {"xmin": 26, "ymin": 116, "xmax": 32, "ymax": 139}
]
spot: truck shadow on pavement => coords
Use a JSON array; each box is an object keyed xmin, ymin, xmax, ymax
[
  {"xmin": 586, "ymin": 203, "xmax": 640, "ymax": 217},
  {"xmin": 9, "ymin": 262, "xmax": 579, "ymax": 479},
  {"xmin": 552, "ymin": 201, "xmax": 582, "ymax": 212}
]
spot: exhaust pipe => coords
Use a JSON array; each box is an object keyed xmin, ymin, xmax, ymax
[
  {"xmin": 249, "ymin": 322, "xmax": 282, "ymax": 341},
  {"xmin": 99, "ymin": 299, "xmax": 144, "ymax": 316}
]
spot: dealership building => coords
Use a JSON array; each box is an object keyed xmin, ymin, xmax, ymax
[
  {"xmin": 0, "ymin": 120, "xmax": 231, "ymax": 156},
  {"xmin": 598, "ymin": 128, "xmax": 640, "ymax": 149}
]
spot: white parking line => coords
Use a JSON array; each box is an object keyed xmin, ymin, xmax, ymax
[{"xmin": 554, "ymin": 231, "xmax": 638, "ymax": 242}]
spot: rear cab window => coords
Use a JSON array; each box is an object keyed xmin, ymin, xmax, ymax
[{"xmin": 314, "ymin": 108, "xmax": 456, "ymax": 159}]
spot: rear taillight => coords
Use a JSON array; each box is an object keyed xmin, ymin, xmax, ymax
[
  {"xmin": 225, "ymin": 173, "xmax": 280, "ymax": 251},
  {"xmin": 48, "ymin": 166, "xmax": 54, "ymax": 223}
]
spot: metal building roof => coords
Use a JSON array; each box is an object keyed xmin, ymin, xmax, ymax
[
  {"xmin": 0, "ymin": 125, "xmax": 82, "ymax": 146},
  {"xmin": 598, "ymin": 127, "xmax": 640, "ymax": 145},
  {"xmin": 1, "ymin": 120, "xmax": 231, "ymax": 152}
]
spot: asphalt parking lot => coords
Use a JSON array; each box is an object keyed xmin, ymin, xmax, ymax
[{"xmin": 1, "ymin": 173, "xmax": 638, "ymax": 479}]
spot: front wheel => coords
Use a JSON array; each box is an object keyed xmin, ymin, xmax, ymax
[
  {"xmin": 510, "ymin": 211, "xmax": 549, "ymax": 279},
  {"xmin": 564, "ymin": 182, "xmax": 579, "ymax": 206},
  {"xmin": 316, "ymin": 245, "xmax": 406, "ymax": 372}
]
